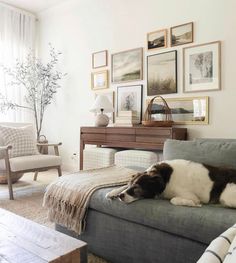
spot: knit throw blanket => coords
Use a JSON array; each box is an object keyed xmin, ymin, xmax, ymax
[
  {"xmin": 43, "ymin": 165, "xmax": 136, "ymax": 234},
  {"xmin": 198, "ymin": 224, "xmax": 236, "ymax": 263}
]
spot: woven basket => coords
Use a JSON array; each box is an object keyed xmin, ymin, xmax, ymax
[
  {"xmin": 142, "ymin": 96, "xmax": 173, "ymax": 127},
  {"xmin": 0, "ymin": 172, "xmax": 23, "ymax": 184}
]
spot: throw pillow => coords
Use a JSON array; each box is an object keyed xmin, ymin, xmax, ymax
[{"xmin": 0, "ymin": 125, "xmax": 39, "ymax": 158}]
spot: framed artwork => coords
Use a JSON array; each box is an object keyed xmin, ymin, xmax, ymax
[
  {"xmin": 146, "ymin": 96, "xmax": 209, "ymax": 125},
  {"xmin": 111, "ymin": 48, "xmax": 143, "ymax": 83},
  {"xmin": 147, "ymin": 29, "xmax": 167, "ymax": 51},
  {"xmin": 91, "ymin": 70, "xmax": 108, "ymax": 90},
  {"xmin": 183, "ymin": 41, "xmax": 221, "ymax": 93},
  {"xmin": 147, "ymin": 50, "xmax": 177, "ymax": 96},
  {"xmin": 95, "ymin": 91, "xmax": 115, "ymax": 123},
  {"xmin": 117, "ymin": 85, "xmax": 143, "ymax": 123},
  {"xmin": 92, "ymin": 50, "xmax": 108, "ymax": 69},
  {"xmin": 170, "ymin": 22, "xmax": 193, "ymax": 47}
]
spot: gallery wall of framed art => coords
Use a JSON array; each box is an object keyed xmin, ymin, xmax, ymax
[{"xmin": 90, "ymin": 20, "xmax": 222, "ymax": 126}]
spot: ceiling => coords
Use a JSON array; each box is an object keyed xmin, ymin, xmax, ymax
[{"xmin": 1, "ymin": 0, "xmax": 67, "ymax": 13}]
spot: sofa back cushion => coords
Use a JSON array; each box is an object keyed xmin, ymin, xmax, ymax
[
  {"xmin": 163, "ymin": 139, "xmax": 236, "ymax": 169},
  {"xmin": 0, "ymin": 125, "xmax": 39, "ymax": 158}
]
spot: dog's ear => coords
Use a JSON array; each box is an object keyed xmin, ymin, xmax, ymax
[
  {"xmin": 150, "ymin": 163, "xmax": 173, "ymax": 183},
  {"xmin": 150, "ymin": 175, "xmax": 166, "ymax": 194}
]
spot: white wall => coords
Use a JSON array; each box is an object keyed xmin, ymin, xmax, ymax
[{"xmin": 37, "ymin": 0, "xmax": 236, "ymax": 170}]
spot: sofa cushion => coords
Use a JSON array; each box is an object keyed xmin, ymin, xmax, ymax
[
  {"xmin": 0, "ymin": 155, "xmax": 62, "ymax": 172},
  {"xmin": 163, "ymin": 139, "xmax": 236, "ymax": 169},
  {"xmin": 0, "ymin": 125, "xmax": 38, "ymax": 158},
  {"xmin": 89, "ymin": 187, "xmax": 236, "ymax": 245}
]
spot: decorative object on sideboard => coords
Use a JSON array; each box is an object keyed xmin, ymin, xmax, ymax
[
  {"xmin": 111, "ymin": 48, "xmax": 143, "ymax": 83},
  {"xmin": 92, "ymin": 50, "xmax": 108, "ymax": 69},
  {"xmin": 147, "ymin": 50, "xmax": 177, "ymax": 96},
  {"xmin": 0, "ymin": 44, "xmax": 66, "ymax": 140},
  {"xmin": 170, "ymin": 22, "xmax": 194, "ymax": 47},
  {"xmin": 95, "ymin": 91, "xmax": 115, "ymax": 124},
  {"xmin": 91, "ymin": 70, "xmax": 108, "ymax": 90},
  {"xmin": 117, "ymin": 85, "xmax": 143, "ymax": 123},
  {"xmin": 142, "ymin": 96, "xmax": 173, "ymax": 127},
  {"xmin": 90, "ymin": 95, "xmax": 114, "ymax": 127},
  {"xmin": 183, "ymin": 41, "xmax": 221, "ymax": 92},
  {"xmin": 114, "ymin": 111, "xmax": 140, "ymax": 127},
  {"xmin": 147, "ymin": 29, "xmax": 168, "ymax": 51},
  {"xmin": 146, "ymin": 96, "xmax": 209, "ymax": 125}
]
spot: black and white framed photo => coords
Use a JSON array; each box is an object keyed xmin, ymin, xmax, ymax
[
  {"xmin": 170, "ymin": 22, "xmax": 193, "ymax": 47},
  {"xmin": 91, "ymin": 70, "xmax": 108, "ymax": 90},
  {"xmin": 117, "ymin": 85, "xmax": 143, "ymax": 123},
  {"xmin": 112, "ymin": 48, "xmax": 143, "ymax": 83},
  {"xmin": 92, "ymin": 50, "xmax": 108, "ymax": 69},
  {"xmin": 183, "ymin": 41, "xmax": 221, "ymax": 93},
  {"xmin": 147, "ymin": 50, "xmax": 177, "ymax": 96},
  {"xmin": 147, "ymin": 29, "xmax": 167, "ymax": 51}
]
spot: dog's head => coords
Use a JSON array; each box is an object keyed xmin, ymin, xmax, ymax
[{"xmin": 118, "ymin": 163, "xmax": 172, "ymax": 203}]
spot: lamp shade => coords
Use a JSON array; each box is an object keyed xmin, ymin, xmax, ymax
[{"xmin": 90, "ymin": 95, "xmax": 114, "ymax": 113}]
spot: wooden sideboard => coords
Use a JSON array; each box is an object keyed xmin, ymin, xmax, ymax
[{"xmin": 80, "ymin": 126, "xmax": 187, "ymax": 170}]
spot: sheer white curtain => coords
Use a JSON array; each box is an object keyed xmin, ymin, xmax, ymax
[{"xmin": 0, "ymin": 3, "xmax": 36, "ymax": 122}]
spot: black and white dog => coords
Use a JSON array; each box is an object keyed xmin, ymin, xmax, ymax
[{"xmin": 106, "ymin": 159, "xmax": 236, "ymax": 208}]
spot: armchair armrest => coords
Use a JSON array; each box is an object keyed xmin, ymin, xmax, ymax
[
  {"xmin": 37, "ymin": 142, "xmax": 62, "ymax": 156},
  {"xmin": 0, "ymin": 145, "xmax": 12, "ymax": 154}
]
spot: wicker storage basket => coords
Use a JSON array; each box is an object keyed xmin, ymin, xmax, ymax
[
  {"xmin": 0, "ymin": 172, "xmax": 23, "ymax": 184},
  {"xmin": 142, "ymin": 96, "xmax": 173, "ymax": 127}
]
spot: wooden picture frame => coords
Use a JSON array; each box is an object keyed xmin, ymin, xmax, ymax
[
  {"xmin": 92, "ymin": 50, "xmax": 108, "ymax": 69},
  {"xmin": 170, "ymin": 22, "xmax": 193, "ymax": 47},
  {"xmin": 111, "ymin": 48, "xmax": 143, "ymax": 83},
  {"xmin": 147, "ymin": 29, "xmax": 167, "ymax": 51},
  {"xmin": 91, "ymin": 70, "xmax": 108, "ymax": 90},
  {"xmin": 146, "ymin": 96, "xmax": 209, "ymax": 125},
  {"xmin": 183, "ymin": 41, "xmax": 221, "ymax": 93},
  {"xmin": 117, "ymin": 85, "xmax": 143, "ymax": 123},
  {"xmin": 147, "ymin": 50, "xmax": 177, "ymax": 96}
]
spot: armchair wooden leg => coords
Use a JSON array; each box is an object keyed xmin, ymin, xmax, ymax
[
  {"xmin": 34, "ymin": 172, "xmax": 39, "ymax": 181},
  {"xmin": 57, "ymin": 167, "xmax": 62, "ymax": 177},
  {"xmin": 6, "ymin": 171, "xmax": 14, "ymax": 200}
]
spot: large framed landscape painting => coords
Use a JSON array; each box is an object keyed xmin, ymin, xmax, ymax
[
  {"xmin": 183, "ymin": 41, "xmax": 221, "ymax": 92},
  {"xmin": 147, "ymin": 50, "xmax": 177, "ymax": 96},
  {"xmin": 112, "ymin": 48, "xmax": 143, "ymax": 83},
  {"xmin": 147, "ymin": 29, "xmax": 167, "ymax": 51},
  {"xmin": 146, "ymin": 96, "xmax": 209, "ymax": 125},
  {"xmin": 117, "ymin": 85, "xmax": 143, "ymax": 123},
  {"xmin": 170, "ymin": 22, "xmax": 193, "ymax": 47}
]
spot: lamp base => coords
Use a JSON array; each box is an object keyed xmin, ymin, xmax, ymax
[{"xmin": 95, "ymin": 113, "xmax": 109, "ymax": 127}]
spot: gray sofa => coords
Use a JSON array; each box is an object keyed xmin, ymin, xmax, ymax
[{"xmin": 56, "ymin": 139, "xmax": 236, "ymax": 263}]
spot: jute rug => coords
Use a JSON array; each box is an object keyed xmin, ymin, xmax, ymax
[{"xmin": 0, "ymin": 172, "xmax": 109, "ymax": 263}]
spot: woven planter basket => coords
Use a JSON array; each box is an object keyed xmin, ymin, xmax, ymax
[
  {"xmin": 0, "ymin": 172, "xmax": 23, "ymax": 184},
  {"xmin": 142, "ymin": 96, "xmax": 173, "ymax": 127}
]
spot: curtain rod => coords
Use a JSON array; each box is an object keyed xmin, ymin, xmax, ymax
[{"xmin": 0, "ymin": 1, "xmax": 37, "ymax": 19}]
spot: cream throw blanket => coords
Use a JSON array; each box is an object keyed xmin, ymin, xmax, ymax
[{"xmin": 43, "ymin": 165, "xmax": 136, "ymax": 234}]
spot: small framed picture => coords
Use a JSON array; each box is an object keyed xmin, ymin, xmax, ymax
[
  {"xmin": 170, "ymin": 22, "xmax": 193, "ymax": 47},
  {"xmin": 95, "ymin": 91, "xmax": 115, "ymax": 123},
  {"xmin": 183, "ymin": 41, "xmax": 221, "ymax": 93},
  {"xmin": 117, "ymin": 85, "xmax": 143, "ymax": 123},
  {"xmin": 91, "ymin": 70, "xmax": 108, "ymax": 90},
  {"xmin": 147, "ymin": 29, "xmax": 167, "ymax": 51},
  {"xmin": 146, "ymin": 96, "xmax": 209, "ymax": 125},
  {"xmin": 147, "ymin": 50, "xmax": 177, "ymax": 96},
  {"xmin": 112, "ymin": 48, "xmax": 143, "ymax": 83},
  {"xmin": 92, "ymin": 50, "xmax": 108, "ymax": 69}
]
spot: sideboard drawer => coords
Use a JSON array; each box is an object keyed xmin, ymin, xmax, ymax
[
  {"xmin": 136, "ymin": 136, "xmax": 167, "ymax": 144},
  {"xmin": 81, "ymin": 134, "xmax": 105, "ymax": 141},
  {"xmin": 135, "ymin": 128, "xmax": 172, "ymax": 136},
  {"xmin": 106, "ymin": 128, "xmax": 135, "ymax": 135},
  {"xmin": 81, "ymin": 127, "xmax": 106, "ymax": 134},
  {"xmin": 106, "ymin": 134, "xmax": 135, "ymax": 142}
]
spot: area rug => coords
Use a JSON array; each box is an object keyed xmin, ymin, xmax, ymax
[{"xmin": 0, "ymin": 172, "xmax": 109, "ymax": 263}]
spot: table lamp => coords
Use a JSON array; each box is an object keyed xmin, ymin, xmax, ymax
[{"xmin": 90, "ymin": 95, "xmax": 114, "ymax": 127}]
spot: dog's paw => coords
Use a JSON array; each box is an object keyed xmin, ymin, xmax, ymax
[
  {"xmin": 105, "ymin": 192, "xmax": 118, "ymax": 200},
  {"xmin": 170, "ymin": 197, "xmax": 202, "ymax": 207}
]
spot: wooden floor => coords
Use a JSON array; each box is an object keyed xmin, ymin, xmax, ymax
[{"xmin": 0, "ymin": 208, "xmax": 87, "ymax": 263}]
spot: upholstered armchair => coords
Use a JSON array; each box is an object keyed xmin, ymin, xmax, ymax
[{"xmin": 0, "ymin": 123, "xmax": 62, "ymax": 200}]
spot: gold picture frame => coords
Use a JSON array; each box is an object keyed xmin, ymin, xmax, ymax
[
  {"xmin": 91, "ymin": 70, "xmax": 108, "ymax": 90},
  {"xmin": 183, "ymin": 41, "xmax": 221, "ymax": 93},
  {"xmin": 170, "ymin": 22, "xmax": 194, "ymax": 47},
  {"xmin": 92, "ymin": 50, "xmax": 108, "ymax": 69},
  {"xmin": 146, "ymin": 96, "xmax": 209, "ymax": 125},
  {"xmin": 111, "ymin": 47, "xmax": 143, "ymax": 84},
  {"xmin": 147, "ymin": 29, "xmax": 167, "ymax": 51}
]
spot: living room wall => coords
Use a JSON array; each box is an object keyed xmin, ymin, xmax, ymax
[{"xmin": 37, "ymin": 0, "xmax": 236, "ymax": 170}]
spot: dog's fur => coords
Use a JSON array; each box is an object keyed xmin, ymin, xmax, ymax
[{"xmin": 106, "ymin": 159, "xmax": 236, "ymax": 208}]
